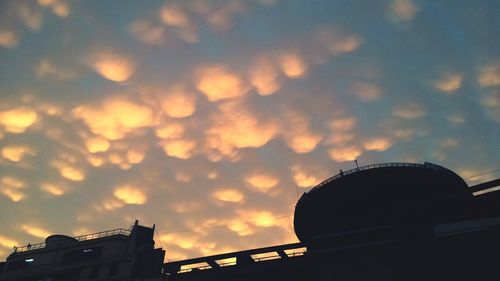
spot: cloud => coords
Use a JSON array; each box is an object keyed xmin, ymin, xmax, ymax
[
  {"xmin": 478, "ymin": 63, "xmax": 500, "ymax": 87},
  {"xmin": 315, "ymin": 29, "xmax": 363, "ymax": 57},
  {"xmin": 156, "ymin": 123, "xmax": 186, "ymax": 140},
  {"xmin": 159, "ymin": 85, "xmax": 197, "ymax": 118},
  {"xmin": 363, "ymin": 137, "xmax": 393, "ymax": 151},
  {"xmin": 480, "ymin": 89, "xmax": 500, "ymax": 122},
  {"xmin": 85, "ymin": 137, "xmax": 111, "ymax": 153},
  {"xmin": 35, "ymin": 59, "xmax": 77, "ymax": 80},
  {"xmin": 350, "ymin": 82, "xmax": 382, "ymax": 102},
  {"xmin": 38, "ymin": 0, "xmax": 71, "ymax": 18},
  {"xmin": 40, "ymin": 182, "xmax": 67, "ymax": 196},
  {"xmin": 329, "ymin": 117, "xmax": 357, "ymax": 131},
  {"xmin": 245, "ymin": 173, "xmax": 280, "ymax": 193},
  {"xmin": 161, "ymin": 139, "xmax": 196, "ymax": 159},
  {"xmin": 434, "ymin": 73, "xmax": 462, "ymax": 93},
  {"xmin": 387, "ymin": 0, "xmax": 419, "ymax": 23},
  {"xmin": 249, "ymin": 57, "xmax": 281, "ymax": 96},
  {"xmin": 204, "ymin": 104, "xmax": 278, "ymax": 160},
  {"xmin": 59, "ymin": 165, "xmax": 85, "ymax": 181},
  {"xmin": 281, "ymin": 110, "xmax": 323, "ymax": 153},
  {"xmin": 1, "ymin": 177, "xmax": 27, "ymax": 202},
  {"xmin": 212, "ymin": 188, "xmax": 245, "ymax": 203},
  {"xmin": 113, "ymin": 185, "xmax": 147, "ymax": 205},
  {"xmin": 392, "ymin": 103, "xmax": 426, "ymax": 119},
  {"xmin": 72, "ymin": 97, "xmax": 154, "ymax": 140},
  {"xmin": 0, "ymin": 235, "xmax": 18, "ymax": 249},
  {"xmin": 196, "ymin": 66, "xmax": 248, "ymax": 101},
  {"xmin": 279, "ymin": 52, "xmax": 308, "ymax": 78},
  {"xmin": 0, "ymin": 28, "xmax": 20, "ymax": 48},
  {"xmin": 328, "ymin": 146, "xmax": 362, "ymax": 162},
  {"xmin": 129, "ymin": 20, "xmax": 165, "ymax": 45},
  {"xmin": 1, "ymin": 145, "xmax": 35, "ymax": 162},
  {"xmin": 291, "ymin": 166, "xmax": 321, "ymax": 188},
  {"xmin": 15, "ymin": 2, "xmax": 44, "ymax": 31},
  {"xmin": 21, "ymin": 224, "xmax": 52, "ymax": 239},
  {"xmin": 206, "ymin": 0, "xmax": 246, "ymax": 31},
  {"xmin": 0, "ymin": 107, "xmax": 38, "ymax": 133},
  {"xmin": 160, "ymin": 4, "xmax": 198, "ymax": 43},
  {"xmin": 89, "ymin": 52, "xmax": 135, "ymax": 82}
]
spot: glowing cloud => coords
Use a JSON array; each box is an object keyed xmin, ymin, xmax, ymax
[
  {"xmin": 196, "ymin": 66, "xmax": 248, "ymax": 101},
  {"xmin": 85, "ymin": 137, "xmax": 111, "ymax": 153},
  {"xmin": 329, "ymin": 118, "xmax": 357, "ymax": 131},
  {"xmin": 249, "ymin": 57, "xmax": 280, "ymax": 96},
  {"xmin": 0, "ymin": 29, "xmax": 19, "ymax": 48},
  {"xmin": 363, "ymin": 137, "xmax": 393, "ymax": 151},
  {"xmin": 0, "ymin": 235, "xmax": 18, "ymax": 249},
  {"xmin": 16, "ymin": 2, "xmax": 43, "ymax": 31},
  {"xmin": 350, "ymin": 82, "xmax": 382, "ymax": 102},
  {"xmin": 316, "ymin": 30, "xmax": 363, "ymax": 56},
  {"xmin": 73, "ymin": 97, "xmax": 153, "ymax": 140},
  {"xmin": 155, "ymin": 123, "xmax": 186, "ymax": 139},
  {"xmin": 212, "ymin": 188, "xmax": 244, "ymax": 203},
  {"xmin": 1, "ymin": 145, "xmax": 35, "ymax": 162},
  {"xmin": 40, "ymin": 183, "xmax": 66, "ymax": 196},
  {"xmin": 161, "ymin": 139, "xmax": 196, "ymax": 159},
  {"xmin": 59, "ymin": 166, "xmax": 85, "ymax": 181},
  {"xmin": 127, "ymin": 149, "xmax": 145, "ymax": 164},
  {"xmin": 478, "ymin": 63, "xmax": 500, "ymax": 87},
  {"xmin": 160, "ymin": 4, "xmax": 190, "ymax": 28},
  {"xmin": 113, "ymin": 185, "xmax": 147, "ymax": 205},
  {"xmin": 392, "ymin": 103, "xmax": 426, "ymax": 119},
  {"xmin": 129, "ymin": 20, "xmax": 165, "ymax": 45},
  {"xmin": 160, "ymin": 86, "xmax": 197, "ymax": 118},
  {"xmin": 36, "ymin": 59, "xmax": 76, "ymax": 80},
  {"xmin": 90, "ymin": 52, "xmax": 135, "ymax": 82},
  {"xmin": 291, "ymin": 166, "xmax": 321, "ymax": 188},
  {"xmin": 434, "ymin": 73, "xmax": 462, "ymax": 93},
  {"xmin": 245, "ymin": 173, "xmax": 280, "ymax": 193},
  {"xmin": 21, "ymin": 225, "xmax": 51, "ymax": 239},
  {"xmin": 286, "ymin": 133, "xmax": 323, "ymax": 153},
  {"xmin": 1, "ymin": 177, "xmax": 27, "ymax": 202},
  {"xmin": 279, "ymin": 52, "xmax": 307, "ymax": 78},
  {"xmin": 329, "ymin": 146, "xmax": 362, "ymax": 162},
  {"xmin": 243, "ymin": 210, "xmax": 278, "ymax": 227},
  {"xmin": 388, "ymin": 0, "xmax": 419, "ymax": 22},
  {"xmin": 0, "ymin": 107, "xmax": 38, "ymax": 133}
]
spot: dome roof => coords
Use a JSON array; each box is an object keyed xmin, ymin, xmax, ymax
[{"xmin": 293, "ymin": 162, "xmax": 473, "ymax": 244}]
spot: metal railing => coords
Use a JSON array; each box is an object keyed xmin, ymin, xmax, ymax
[
  {"xmin": 13, "ymin": 228, "xmax": 131, "ymax": 253},
  {"xmin": 310, "ymin": 162, "xmax": 451, "ymax": 192}
]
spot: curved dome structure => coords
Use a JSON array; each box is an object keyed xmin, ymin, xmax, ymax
[{"xmin": 293, "ymin": 162, "xmax": 473, "ymax": 244}]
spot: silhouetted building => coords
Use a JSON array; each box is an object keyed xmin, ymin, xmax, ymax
[
  {"xmin": 1, "ymin": 162, "xmax": 500, "ymax": 281},
  {"xmin": 0, "ymin": 221, "xmax": 165, "ymax": 281}
]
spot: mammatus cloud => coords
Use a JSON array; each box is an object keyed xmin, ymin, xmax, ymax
[
  {"xmin": 212, "ymin": 188, "xmax": 245, "ymax": 203},
  {"xmin": 159, "ymin": 85, "xmax": 197, "ymax": 118},
  {"xmin": 0, "ymin": 29, "xmax": 19, "ymax": 48},
  {"xmin": 196, "ymin": 66, "xmax": 248, "ymax": 101},
  {"xmin": 129, "ymin": 20, "xmax": 165, "ymax": 45},
  {"xmin": 1, "ymin": 145, "xmax": 35, "ymax": 162},
  {"xmin": 328, "ymin": 146, "xmax": 362, "ymax": 162},
  {"xmin": 478, "ymin": 63, "xmax": 500, "ymax": 87},
  {"xmin": 291, "ymin": 166, "xmax": 322, "ymax": 188},
  {"xmin": 392, "ymin": 103, "xmax": 426, "ymax": 119},
  {"xmin": 249, "ymin": 57, "xmax": 281, "ymax": 96},
  {"xmin": 363, "ymin": 137, "xmax": 393, "ymax": 151},
  {"xmin": 113, "ymin": 185, "xmax": 147, "ymax": 205},
  {"xmin": 0, "ymin": 107, "xmax": 38, "ymax": 133},
  {"xmin": 279, "ymin": 52, "xmax": 308, "ymax": 79},
  {"xmin": 1, "ymin": 177, "xmax": 27, "ymax": 202},
  {"xmin": 21, "ymin": 225, "xmax": 52, "ymax": 239},
  {"xmin": 36, "ymin": 59, "xmax": 77, "ymax": 80},
  {"xmin": 89, "ymin": 52, "xmax": 136, "ymax": 82},
  {"xmin": 37, "ymin": 0, "xmax": 71, "ymax": 18},
  {"xmin": 350, "ymin": 82, "xmax": 382, "ymax": 102},
  {"xmin": 387, "ymin": 0, "xmax": 419, "ymax": 22},
  {"xmin": 245, "ymin": 172, "xmax": 280, "ymax": 193},
  {"xmin": 433, "ymin": 73, "xmax": 462, "ymax": 93}
]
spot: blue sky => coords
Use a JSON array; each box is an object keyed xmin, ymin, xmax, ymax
[{"xmin": 0, "ymin": 0, "xmax": 499, "ymax": 261}]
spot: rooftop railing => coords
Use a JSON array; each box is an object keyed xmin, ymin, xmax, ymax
[
  {"xmin": 13, "ymin": 228, "xmax": 131, "ymax": 253},
  {"xmin": 309, "ymin": 162, "xmax": 451, "ymax": 193}
]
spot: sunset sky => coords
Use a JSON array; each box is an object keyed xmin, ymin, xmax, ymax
[{"xmin": 0, "ymin": 0, "xmax": 499, "ymax": 262}]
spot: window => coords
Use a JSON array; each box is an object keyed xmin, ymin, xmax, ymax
[{"xmin": 108, "ymin": 263, "xmax": 119, "ymax": 277}]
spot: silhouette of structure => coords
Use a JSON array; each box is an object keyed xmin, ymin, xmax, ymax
[{"xmin": 1, "ymin": 162, "xmax": 500, "ymax": 281}]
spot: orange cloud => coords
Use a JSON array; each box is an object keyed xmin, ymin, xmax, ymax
[
  {"xmin": 212, "ymin": 188, "xmax": 244, "ymax": 203},
  {"xmin": 161, "ymin": 139, "xmax": 196, "ymax": 159},
  {"xmin": 196, "ymin": 66, "xmax": 248, "ymax": 101},
  {"xmin": 85, "ymin": 137, "xmax": 111, "ymax": 153},
  {"xmin": 160, "ymin": 85, "xmax": 197, "ymax": 118},
  {"xmin": 126, "ymin": 149, "xmax": 145, "ymax": 164},
  {"xmin": 1, "ymin": 145, "xmax": 35, "ymax": 161},
  {"xmin": 363, "ymin": 137, "xmax": 393, "ymax": 151},
  {"xmin": 15, "ymin": 2, "xmax": 43, "ymax": 31},
  {"xmin": 392, "ymin": 103, "xmax": 426, "ymax": 119},
  {"xmin": 0, "ymin": 235, "xmax": 18, "ymax": 249},
  {"xmin": 249, "ymin": 57, "xmax": 280, "ymax": 96},
  {"xmin": 73, "ymin": 97, "xmax": 153, "ymax": 140},
  {"xmin": 40, "ymin": 182, "xmax": 67, "ymax": 196},
  {"xmin": 0, "ymin": 107, "xmax": 38, "ymax": 133},
  {"xmin": 291, "ymin": 166, "xmax": 321, "ymax": 188},
  {"xmin": 205, "ymin": 105, "xmax": 278, "ymax": 159},
  {"xmin": 129, "ymin": 20, "xmax": 165, "ymax": 45},
  {"xmin": 330, "ymin": 117, "xmax": 357, "ymax": 131},
  {"xmin": 281, "ymin": 111, "xmax": 323, "ymax": 153},
  {"xmin": 21, "ymin": 224, "xmax": 51, "ymax": 239},
  {"xmin": 155, "ymin": 123, "xmax": 186, "ymax": 139},
  {"xmin": 59, "ymin": 165, "xmax": 85, "ymax": 181},
  {"xmin": 245, "ymin": 173, "xmax": 280, "ymax": 193},
  {"xmin": 279, "ymin": 52, "xmax": 307, "ymax": 78},
  {"xmin": 1, "ymin": 177, "xmax": 27, "ymax": 202},
  {"xmin": 350, "ymin": 82, "xmax": 382, "ymax": 102},
  {"xmin": 90, "ymin": 52, "xmax": 135, "ymax": 82},
  {"xmin": 316, "ymin": 30, "xmax": 363, "ymax": 56},
  {"xmin": 434, "ymin": 73, "xmax": 462, "ymax": 93},
  {"xmin": 0, "ymin": 28, "xmax": 19, "ymax": 48},
  {"xmin": 329, "ymin": 146, "xmax": 362, "ymax": 162},
  {"xmin": 388, "ymin": 0, "xmax": 419, "ymax": 22},
  {"xmin": 160, "ymin": 4, "xmax": 190, "ymax": 28},
  {"xmin": 478, "ymin": 63, "xmax": 500, "ymax": 87},
  {"xmin": 113, "ymin": 185, "xmax": 147, "ymax": 205}
]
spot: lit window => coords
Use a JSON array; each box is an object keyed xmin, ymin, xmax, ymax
[
  {"xmin": 25, "ymin": 258, "xmax": 34, "ymax": 263},
  {"xmin": 83, "ymin": 249, "xmax": 93, "ymax": 253}
]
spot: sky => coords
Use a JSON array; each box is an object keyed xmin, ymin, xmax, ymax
[{"xmin": 0, "ymin": 0, "xmax": 499, "ymax": 262}]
